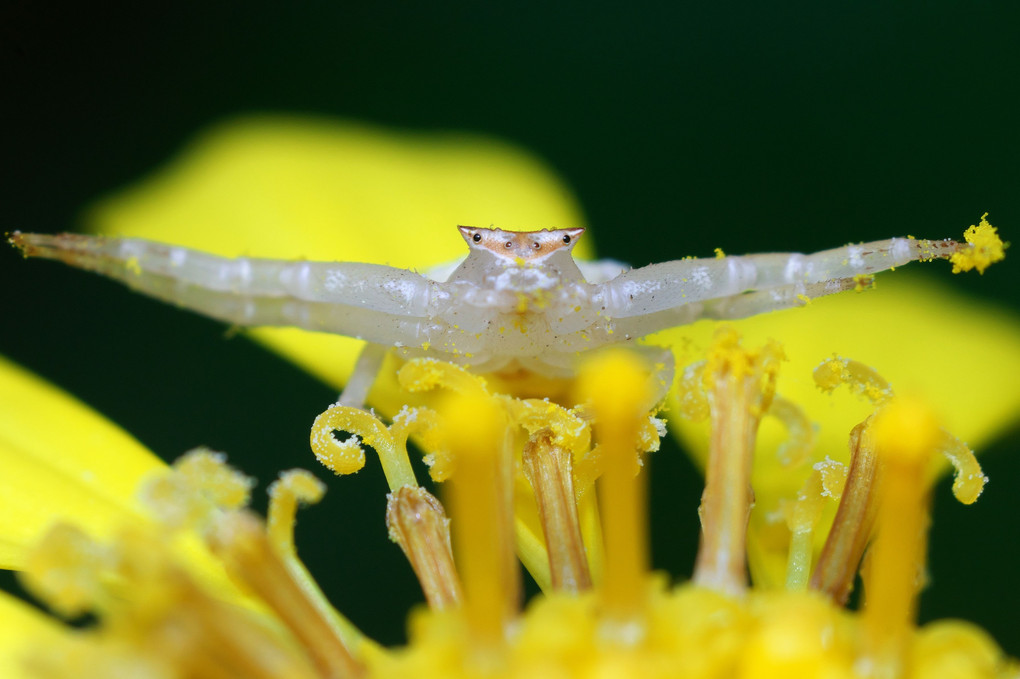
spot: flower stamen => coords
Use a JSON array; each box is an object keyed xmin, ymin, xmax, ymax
[
  {"xmin": 208, "ymin": 511, "xmax": 365, "ymax": 679},
  {"xmin": 386, "ymin": 485, "xmax": 462, "ymax": 610},
  {"xmin": 521, "ymin": 430, "xmax": 592, "ymax": 593},
  {"xmin": 692, "ymin": 327, "xmax": 783, "ymax": 596}
]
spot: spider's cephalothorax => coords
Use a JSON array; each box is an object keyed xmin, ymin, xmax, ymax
[
  {"xmin": 457, "ymin": 226, "xmax": 585, "ymax": 262},
  {"xmin": 11, "ymin": 224, "xmax": 976, "ymax": 407}
]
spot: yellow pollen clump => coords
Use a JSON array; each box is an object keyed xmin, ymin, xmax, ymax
[{"xmin": 950, "ymin": 213, "xmax": 1007, "ymax": 274}]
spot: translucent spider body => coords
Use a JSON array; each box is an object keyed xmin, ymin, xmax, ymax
[{"xmin": 11, "ymin": 227, "xmax": 964, "ymax": 406}]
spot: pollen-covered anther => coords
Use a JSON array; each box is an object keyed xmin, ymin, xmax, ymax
[
  {"xmin": 138, "ymin": 447, "xmax": 255, "ymax": 531},
  {"xmin": 19, "ymin": 523, "xmax": 113, "ymax": 619},
  {"xmin": 813, "ymin": 355, "xmax": 894, "ymax": 405},
  {"xmin": 386, "ymin": 485, "xmax": 463, "ymax": 610}
]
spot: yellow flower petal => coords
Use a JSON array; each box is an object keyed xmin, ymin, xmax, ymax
[
  {"xmin": 0, "ymin": 591, "xmax": 64, "ymax": 679},
  {"xmin": 0, "ymin": 354, "xmax": 165, "ymax": 568},
  {"xmin": 0, "ymin": 357, "xmax": 256, "ymax": 609},
  {"xmin": 86, "ymin": 115, "xmax": 591, "ymax": 394}
]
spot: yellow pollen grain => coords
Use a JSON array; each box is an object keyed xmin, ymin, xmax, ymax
[
  {"xmin": 853, "ymin": 274, "xmax": 875, "ymax": 292},
  {"xmin": 714, "ymin": 247, "xmax": 726, "ymax": 259}
]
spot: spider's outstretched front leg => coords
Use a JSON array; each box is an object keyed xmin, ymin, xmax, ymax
[
  {"xmin": 10, "ymin": 232, "xmax": 436, "ymax": 406},
  {"xmin": 600, "ymin": 236, "xmax": 966, "ymax": 338}
]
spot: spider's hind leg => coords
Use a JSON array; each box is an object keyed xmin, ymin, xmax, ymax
[{"xmin": 338, "ymin": 343, "xmax": 389, "ymax": 408}]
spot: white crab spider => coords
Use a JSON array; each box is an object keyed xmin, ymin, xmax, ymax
[{"xmin": 11, "ymin": 226, "xmax": 963, "ymax": 407}]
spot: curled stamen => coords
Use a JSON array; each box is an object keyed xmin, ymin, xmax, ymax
[
  {"xmin": 767, "ymin": 396, "xmax": 817, "ymax": 468},
  {"xmin": 265, "ymin": 469, "xmax": 366, "ymax": 653},
  {"xmin": 813, "ymin": 356, "xmax": 894, "ymax": 405},
  {"xmin": 398, "ymin": 358, "xmax": 490, "ymax": 399},
  {"xmin": 389, "ymin": 406, "xmax": 452, "ymax": 481},
  {"xmin": 310, "ymin": 405, "xmax": 416, "ymax": 490},
  {"xmin": 936, "ymin": 430, "xmax": 987, "ymax": 505},
  {"xmin": 267, "ymin": 469, "xmax": 326, "ymax": 557}
]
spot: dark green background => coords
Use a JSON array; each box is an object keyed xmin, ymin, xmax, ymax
[{"xmin": 3, "ymin": 1, "xmax": 1019, "ymax": 655}]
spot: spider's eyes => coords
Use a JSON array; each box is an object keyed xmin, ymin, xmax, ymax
[
  {"xmin": 562, "ymin": 234, "xmax": 571, "ymax": 244},
  {"xmin": 504, "ymin": 241, "xmax": 513, "ymax": 249},
  {"xmin": 472, "ymin": 233, "xmax": 482, "ymax": 243},
  {"xmin": 532, "ymin": 241, "xmax": 541, "ymax": 250}
]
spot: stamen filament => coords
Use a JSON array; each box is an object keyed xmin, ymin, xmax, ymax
[
  {"xmin": 693, "ymin": 330, "xmax": 781, "ymax": 596},
  {"xmin": 267, "ymin": 470, "xmax": 369, "ymax": 652},
  {"xmin": 268, "ymin": 469, "xmax": 326, "ymax": 556},
  {"xmin": 810, "ymin": 422, "xmax": 880, "ymax": 604},
  {"xmin": 386, "ymin": 485, "xmax": 462, "ymax": 610},
  {"xmin": 693, "ymin": 372, "xmax": 756, "ymax": 594},
  {"xmin": 208, "ymin": 511, "xmax": 364, "ymax": 679},
  {"xmin": 521, "ymin": 430, "xmax": 592, "ymax": 593}
]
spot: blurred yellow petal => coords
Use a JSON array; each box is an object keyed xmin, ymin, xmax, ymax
[
  {"xmin": 660, "ymin": 272, "xmax": 1020, "ymax": 586},
  {"xmin": 0, "ymin": 355, "xmax": 164, "ymax": 569},
  {"xmin": 0, "ymin": 591, "xmax": 64, "ymax": 679},
  {"xmin": 86, "ymin": 115, "xmax": 590, "ymax": 394}
]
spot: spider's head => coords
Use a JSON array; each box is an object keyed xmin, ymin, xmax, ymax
[{"xmin": 457, "ymin": 226, "xmax": 585, "ymax": 262}]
